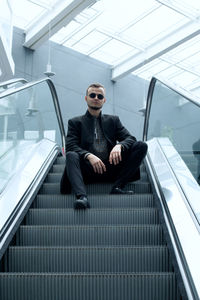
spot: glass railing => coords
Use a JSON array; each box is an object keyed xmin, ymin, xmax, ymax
[
  {"xmin": 144, "ymin": 77, "xmax": 200, "ymax": 299},
  {"xmin": 144, "ymin": 77, "xmax": 200, "ymax": 186},
  {"xmin": 0, "ymin": 78, "xmax": 65, "ymax": 194},
  {"xmin": 144, "ymin": 76, "xmax": 200, "ymax": 226}
]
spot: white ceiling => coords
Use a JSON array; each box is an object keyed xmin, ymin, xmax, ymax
[{"xmin": 5, "ymin": 0, "xmax": 200, "ymax": 96}]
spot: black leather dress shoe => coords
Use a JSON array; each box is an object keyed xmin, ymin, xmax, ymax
[
  {"xmin": 110, "ymin": 187, "xmax": 134, "ymax": 195},
  {"xmin": 74, "ymin": 196, "xmax": 90, "ymax": 209}
]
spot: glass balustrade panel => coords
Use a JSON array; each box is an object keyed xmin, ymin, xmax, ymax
[
  {"xmin": 147, "ymin": 80, "xmax": 200, "ymax": 185},
  {"xmin": 0, "ymin": 80, "xmax": 62, "ymax": 193}
]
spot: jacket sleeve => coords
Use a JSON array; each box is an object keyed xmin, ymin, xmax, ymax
[
  {"xmin": 115, "ymin": 116, "xmax": 136, "ymax": 150},
  {"xmin": 65, "ymin": 119, "xmax": 89, "ymax": 158}
]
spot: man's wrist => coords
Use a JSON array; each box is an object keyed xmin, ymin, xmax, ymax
[
  {"xmin": 118, "ymin": 143, "xmax": 124, "ymax": 150},
  {"xmin": 84, "ymin": 152, "xmax": 91, "ymax": 160}
]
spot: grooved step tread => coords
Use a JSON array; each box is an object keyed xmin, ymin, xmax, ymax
[
  {"xmin": 8, "ymin": 246, "xmax": 171, "ymax": 273},
  {"xmin": 0, "ymin": 154, "xmax": 182, "ymax": 300},
  {"xmin": 26, "ymin": 208, "xmax": 159, "ymax": 225},
  {"xmin": 17, "ymin": 224, "xmax": 164, "ymax": 246},
  {"xmin": 34, "ymin": 193, "xmax": 154, "ymax": 208},
  {"xmin": 0, "ymin": 273, "xmax": 179, "ymax": 300},
  {"xmin": 39, "ymin": 182, "xmax": 151, "ymax": 194}
]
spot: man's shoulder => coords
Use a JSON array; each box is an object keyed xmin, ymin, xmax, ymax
[
  {"xmin": 68, "ymin": 113, "xmax": 120, "ymax": 123},
  {"xmin": 102, "ymin": 114, "xmax": 119, "ymax": 121},
  {"xmin": 68, "ymin": 114, "xmax": 85, "ymax": 123}
]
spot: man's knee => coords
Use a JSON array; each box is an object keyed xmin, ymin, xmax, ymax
[
  {"xmin": 130, "ymin": 141, "xmax": 148, "ymax": 156},
  {"xmin": 65, "ymin": 151, "xmax": 80, "ymax": 163},
  {"xmin": 138, "ymin": 141, "xmax": 148, "ymax": 155}
]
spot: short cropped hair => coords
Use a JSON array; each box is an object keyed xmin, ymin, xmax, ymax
[{"xmin": 86, "ymin": 83, "xmax": 105, "ymax": 96}]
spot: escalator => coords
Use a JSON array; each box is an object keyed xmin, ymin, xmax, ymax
[
  {"xmin": 0, "ymin": 76, "xmax": 200, "ymax": 299},
  {"xmin": 0, "ymin": 154, "xmax": 182, "ymax": 299}
]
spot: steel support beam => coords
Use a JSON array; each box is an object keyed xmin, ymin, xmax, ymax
[
  {"xmin": 23, "ymin": 0, "xmax": 98, "ymax": 49},
  {"xmin": 111, "ymin": 22, "xmax": 200, "ymax": 81}
]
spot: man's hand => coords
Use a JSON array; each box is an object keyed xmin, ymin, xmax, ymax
[
  {"xmin": 109, "ymin": 144, "xmax": 122, "ymax": 165},
  {"xmin": 87, "ymin": 154, "xmax": 106, "ymax": 174}
]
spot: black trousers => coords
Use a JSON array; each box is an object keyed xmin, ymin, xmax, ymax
[{"xmin": 60, "ymin": 141, "xmax": 148, "ymax": 196}]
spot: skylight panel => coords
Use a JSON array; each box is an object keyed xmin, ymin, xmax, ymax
[
  {"xmin": 55, "ymin": 4, "xmax": 103, "ymax": 47},
  {"xmin": 95, "ymin": 39, "xmax": 134, "ymax": 59},
  {"xmin": 158, "ymin": 65, "xmax": 182, "ymax": 78},
  {"xmin": 123, "ymin": 5, "xmax": 186, "ymax": 44},
  {"xmin": 71, "ymin": 41, "xmax": 91, "ymax": 54},
  {"xmin": 134, "ymin": 59, "xmax": 170, "ymax": 76},
  {"xmin": 170, "ymin": 70, "xmax": 199, "ymax": 87},
  {"xmin": 170, "ymin": 0, "xmax": 200, "ymax": 11},
  {"xmin": 191, "ymin": 87, "xmax": 200, "ymax": 98},
  {"xmin": 62, "ymin": 18, "xmax": 102, "ymax": 47},
  {"xmin": 77, "ymin": 6, "xmax": 100, "ymax": 21},
  {"xmin": 159, "ymin": 35, "xmax": 200, "ymax": 78},
  {"xmin": 155, "ymin": 0, "xmax": 200, "ymax": 19},
  {"xmin": 132, "ymin": 60, "xmax": 171, "ymax": 81},
  {"xmin": 101, "ymin": 0, "xmax": 157, "ymax": 32},
  {"xmin": 187, "ymin": 77, "xmax": 200, "ymax": 91},
  {"xmin": 112, "ymin": 48, "xmax": 139, "ymax": 65},
  {"xmin": 90, "ymin": 50, "xmax": 114, "ymax": 65},
  {"xmin": 27, "ymin": 0, "xmax": 54, "ymax": 9},
  {"xmin": 72, "ymin": 30, "xmax": 108, "ymax": 54},
  {"xmin": 90, "ymin": 40, "xmax": 137, "ymax": 65},
  {"xmin": 51, "ymin": 21, "xmax": 80, "ymax": 43},
  {"xmin": 8, "ymin": 0, "xmax": 200, "ymax": 84},
  {"xmin": 163, "ymin": 44, "xmax": 200, "ymax": 63},
  {"xmin": 75, "ymin": 13, "xmax": 89, "ymax": 24},
  {"xmin": 162, "ymin": 35, "xmax": 200, "ymax": 62},
  {"xmin": 184, "ymin": 52, "xmax": 200, "ymax": 68},
  {"xmin": 12, "ymin": 0, "xmax": 45, "ymax": 29}
]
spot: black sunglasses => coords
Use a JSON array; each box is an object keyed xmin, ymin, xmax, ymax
[{"xmin": 88, "ymin": 93, "xmax": 104, "ymax": 100}]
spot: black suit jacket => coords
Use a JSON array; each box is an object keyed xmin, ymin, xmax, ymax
[{"xmin": 65, "ymin": 110, "xmax": 136, "ymax": 158}]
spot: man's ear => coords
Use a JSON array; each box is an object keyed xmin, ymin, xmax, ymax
[
  {"xmin": 103, "ymin": 97, "xmax": 106, "ymax": 103},
  {"xmin": 85, "ymin": 95, "xmax": 87, "ymax": 101}
]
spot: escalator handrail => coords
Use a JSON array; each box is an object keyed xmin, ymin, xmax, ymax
[
  {"xmin": 143, "ymin": 76, "xmax": 200, "ymax": 141},
  {"xmin": 146, "ymin": 139, "xmax": 200, "ymax": 300},
  {"xmin": 0, "ymin": 140, "xmax": 60, "ymax": 260},
  {"xmin": 0, "ymin": 78, "xmax": 28, "ymax": 89},
  {"xmin": 0, "ymin": 77, "xmax": 66, "ymax": 152}
]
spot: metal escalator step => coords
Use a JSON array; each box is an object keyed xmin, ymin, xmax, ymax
[
  {"xmin": 52, "ymin": 163, "xmax": 146, "ymax": 173},
  {"xmin": 55, "ymin": 156, "xmax": 66, "ymax": 164},
  {"xmin": 46, "ymin": 171, "xmax": 149, "ymax": 183},
  {"xmin": 0, "ymin": 152, "xmax": 181, "ymax": 299},
  {"xmin": 0, "ymin": 273, "xmax": 180, "ymax": 300},
  {"xmin": 34, "ymin": 193, "xmax": 154, "ymax": 208},
  {"xmin": 51, "ymin": 164, "xmax": 65, "ymax": 173},
  {"xmin": 89, "ymin": 182, "xmax": 151, "ymax": 193},
  {"xmin": 17, "ymin": 225, "xmax": 164, "ymax": 246},
  {"xmin": 39, "ymin": 182, "xmax": 151, "ymax": 194},
  {"xmin": 26, "ymin": 208, "xmax": 159, "ymax": 225},
  {"xmin": 8, "ymin": 246, "xmax": 171, "ymax": 272}
]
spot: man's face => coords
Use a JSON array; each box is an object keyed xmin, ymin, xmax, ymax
[{"xmin": 85, "ymin": 87, "xmax": 106, "ymax": 111}]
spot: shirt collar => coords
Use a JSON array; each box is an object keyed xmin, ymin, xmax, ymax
[{"xmin": 85, "ymin": 110, "xmax": 102, "ymax": 119}]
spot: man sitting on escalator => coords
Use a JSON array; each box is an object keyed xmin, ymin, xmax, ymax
[{"xmin": 60, "ymin": 83, "xmax": 148, "ymax": 209}]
